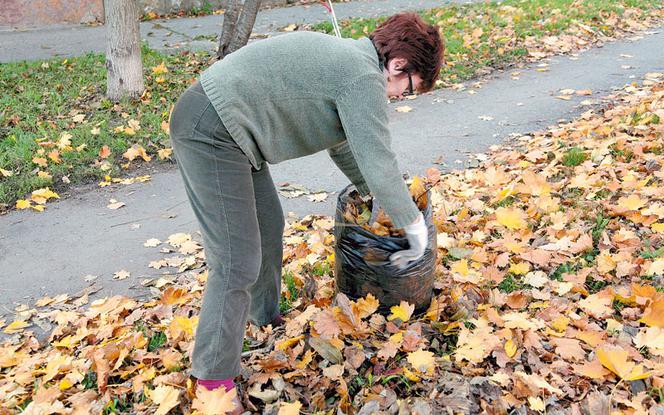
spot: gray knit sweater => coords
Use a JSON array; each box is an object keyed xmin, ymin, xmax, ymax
[{"xmin": 200, "ymin": 31, "xmax": 419, "ymax": 228}]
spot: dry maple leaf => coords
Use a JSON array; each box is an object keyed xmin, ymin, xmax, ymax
[
  {"xmin": 596, "ymin": 346, "xmax": 651, "ymax": 381},
  {"xmin": 640, "ymin": 299, "xmax": 664, "ymax": 328},
  {"xmin": 147, "ymin": 385, "xmax": 181, "ymax": 415},
  {"xmin": 278, "ymin": 400, "xmax": 303, "ymax": 415},
  {"xmin": 407, "ymin": 349, "xmax": 436, "ymax": 375},
  {"xmin": 495, "ymin": 207, "xmax": 528, "ymax": 230},
  {"xmin": 387, "ymin": 301, "xmax": 415, "ymax": 323},
  {"xmin": 192, "ymin": 386, "xmax": 238, "ymax": 415}
]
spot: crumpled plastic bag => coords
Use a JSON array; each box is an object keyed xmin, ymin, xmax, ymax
[{"xmin": 334, "ymin": 185, "xmax": 437, "ymax": 313}]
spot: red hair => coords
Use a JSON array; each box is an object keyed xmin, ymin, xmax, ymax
[{"xmin": 369, "ymin": 13, "xmax": 444, "ymax": 92}]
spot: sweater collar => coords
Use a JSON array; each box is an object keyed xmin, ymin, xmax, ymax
[{"xmin": 359, "ymin": 37, "xmax": 384, "ymax": 72}]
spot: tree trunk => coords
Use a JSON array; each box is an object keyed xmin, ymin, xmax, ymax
[
  {"xmin": 217, "ymin": 0, "xmax": 263, "ymax": 59},
  {"xmin": 104, "ymin": 0, "xmax": 144, "ymax": 101}
]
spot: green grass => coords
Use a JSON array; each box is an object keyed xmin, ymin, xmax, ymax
[
  {"xmin": 0, "ymin": 45, "xmax": 210, "ymax": 210},
  {"xmin": 312, "ymin": 0, "xmax": 662, "ymax": 85},
  {"xmin": 280, "ymin": 271, "xmax": 300, "ymax": 313},
  {"xmin": 147, "ymin": 330, "xmax": 167, "ymax": 352},
  {"xmin": 562, "ymin": 147, "xmax": 588, "ymax": 167}
]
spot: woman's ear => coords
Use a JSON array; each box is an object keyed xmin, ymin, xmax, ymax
[{"xmin": 386, "ymin": 57, "xmax": 409, "ymax": 74}]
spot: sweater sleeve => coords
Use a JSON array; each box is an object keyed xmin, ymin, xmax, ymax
[
  {"xmin": 327, "ymin": 141, "xmax": 370, "ymax": 196},
  {"xmin": 335, "ymin": 74, "xmax": 420, "ymax": 229}
]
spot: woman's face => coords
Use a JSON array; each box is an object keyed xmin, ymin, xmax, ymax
[{"xmin": 383, "ymin": 57, "xmax": 423, "ymax": 98}]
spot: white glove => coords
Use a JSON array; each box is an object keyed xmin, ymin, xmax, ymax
[{"xmin": 390, "ymin": 212, "xmax": 427, "ymax": 269}]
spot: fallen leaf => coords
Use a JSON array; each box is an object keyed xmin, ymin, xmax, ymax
[
  {"xmin": 192, "ymin": 386, "xmax": 238, "ymax": 415},
  {"xmin": 278, "ymin": 401, "xmax": 302, "ymax": 415},
  {"xmin": 597, "ymin": 346, "xmax": 650, "ymax": 381},
  {"xmin": 387, "ymin": 301, "xmax": 414, "ymax": 323},
  {"xmin": 113, "ymin": 270, "xmax": 130, "ymax": 280},
  {"xmin": 107, "ymin": 199, "xmax": 125, "ymax": 210},
  {"xmin": 147, "ymin": 385, "xmax": 180, "ymax": 415}
]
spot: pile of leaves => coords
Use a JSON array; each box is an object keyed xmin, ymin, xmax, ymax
[
  {"xmin": 2, "ymin": 76, "xmax": 664, "ymax": 413},
  {"xmin": 341, "ymin": 176, "xmax": 430, "ymax": 237}
]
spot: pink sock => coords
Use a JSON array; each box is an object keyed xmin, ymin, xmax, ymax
[{"xmin": 197, "ymin": 378, "xmax": 235, "ymax": 392}]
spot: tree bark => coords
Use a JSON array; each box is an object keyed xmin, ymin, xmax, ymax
[
  {"xmin": 104, "ymin": 0, "xmax": 144, "ymax": 101},
  {"xmin": 217, "ymin": 0, "xmax": 263, "ymax": 59}
]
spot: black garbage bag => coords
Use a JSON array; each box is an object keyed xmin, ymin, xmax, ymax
[{"xmin": 334, "ymin": 185, "xmax": 437, "ymax": 313}]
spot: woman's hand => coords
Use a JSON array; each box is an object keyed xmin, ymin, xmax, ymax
[{"xmin": 389, "ymin": 212, "xmax": 427, "ymax": 269}]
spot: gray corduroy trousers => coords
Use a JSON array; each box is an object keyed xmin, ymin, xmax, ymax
[{"xmin": 170, "ymin": 81, "xmax": 284, "ymax": 379}]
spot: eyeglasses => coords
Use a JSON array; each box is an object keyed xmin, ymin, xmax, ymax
[{"xmin": 404, "ymin": 71, "xmax": 414, "ymax": 96}]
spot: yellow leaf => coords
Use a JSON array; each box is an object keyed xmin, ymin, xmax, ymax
[
  {"xmin": 152, "ymin": 62, "xmax": 169, "ymax": 75},
  {"xmin": 597, "ymin": 347, "xmax": 651, "ymax": 381},
  {"xmin": 407, "ymin": 349, "xmax": 435, "ymax": 375},
  {"xmin": 618, "ymin": 194, "xmax": 646, "ymax": 211},
  {"xmin": 402, "ymin": 366, "xmax": 421, "ymax": 382},
  {"xmin": 168, "ymin": 315, "xmax": 198, "ymax": 340},
  {"xmin": 496, "ymin": 207, "xmax": 528, "ymax": 230},
  {"xmin": 31, "ymin": 188, "xmax": 59, "ymax": 203},
  {"xmin": 647, "ymin": 259, "xmax": 664, "ymax": 276},
  {"xmin": 353, "ymin": 293, "xmax": 379, "ymax": 319},
  {"xmin": 578, "ymin": 293, "xmax": 613, "ymax": 319},
  {"xmin": 651, "ymin": 223, "xmax": 664, "ymax": 233},
  {"xmin": 43, "ymin": 353, "xmax": 72, "ymax": 382},
  {"xmin": 278, "ymin": 401, "xmax": 302, "ymax": 415},
  {"xmin": 387, "ymin": 301, "xmax": 414, "ymax": 323},
  {"xmin": 408, "ymin": 176, "xmax": 428, "ymax": 209},
  {"xmin": 158, "ymin": 148, "xmax": 173, "ymax": 160},
  {"xmin": 147, "ymin": 385, "xmax": 181, "ymax": 415},
  {"xmin": 596, "ymin": 252, "xmax": 617, "ymax": 274},
  {"xmin": 528, "ymin": 396, "xmax": 545, "ymax": 412},
  {"xmin": 32, "ymin": 156, "xmax": 48, "ymax": 167},
  {"xmin": 57, "ymin": 132, "xmax": 72, "ymax": 149},
  {"xmin": 641, "ymin": 300, "xmax": 664, "ymax": 328},
  {"xmin": 634, "ymin": 327, "xmax": 664, "ymax": 356},
  {"xmin": 425, "ymin": 295, "xmax": 443, "ymax": 322},
  {"xmin": 16, "ymin": 199, "xmax": 31, "ymax": 209},
  {"xmin": 295, "ymin": 350, "xmax": 314, "ymax": 369},
  {"xmin": 47, "ymin": 150, "xmax": 61, "ymax": 163},
  {"xmin": 59, "ymin": 378, "xmax": 73, "ymax": 391},
  {"xmin": 0, "ymin": 168, "xmax": 13, "ymax": 177},
  {"xmin": 509, "ymin": 262, "xmax": 530, "ymax": 275},
  {"xmin": 192, "ymin": 386, "xmax": 238, "ymax": 415},
  {"xmin": 123, "ymin": 144, "xmax": 151, "ymax": 162},
  {"xmin": 504, "ymin": 339, "xmax": 517, "ymax": 358},
  {"xmin": 550, "ymin": 316, "xmax": 570, "ymax": 333},
  {"xmin": 276, "ymin": 335, "xmax": 304, "ymax": 351},
  {"xmin": 3, "ymin": 320, "xmax": 30, "ymax": 334}
]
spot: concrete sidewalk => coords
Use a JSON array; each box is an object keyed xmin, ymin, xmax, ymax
[
  {"xmin": 1, "ymin": 27, "xmax": 663, "ymax": 322},
  {"xmin": 0, "ymin": 0, "xmax": 473, "ymax": 63}
]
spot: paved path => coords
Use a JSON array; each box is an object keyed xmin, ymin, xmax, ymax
[
  {"xmin": 0, "ymin": 0, "xmax": 474, "ymax": 62},
  {"xmin": 2, "ymin": 27, "xmax": 663, "ymax": 323}
]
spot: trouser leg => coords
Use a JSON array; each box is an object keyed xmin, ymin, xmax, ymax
[
  {"xmin": 248, "ymin": 164, "xmax": 285, "ymax": 326},
  {"xmin": 170, "ymin": 83, "xmax": 261, "ymax": 379}
]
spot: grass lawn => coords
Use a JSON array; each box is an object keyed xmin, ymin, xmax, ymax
[
  {"xmin": 1, "ymin": 0, "xmax": 662, "ymax": 212},
  {"xmin": 0, "ymin": 46, "xmax": 209, "ymax": 211}
]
